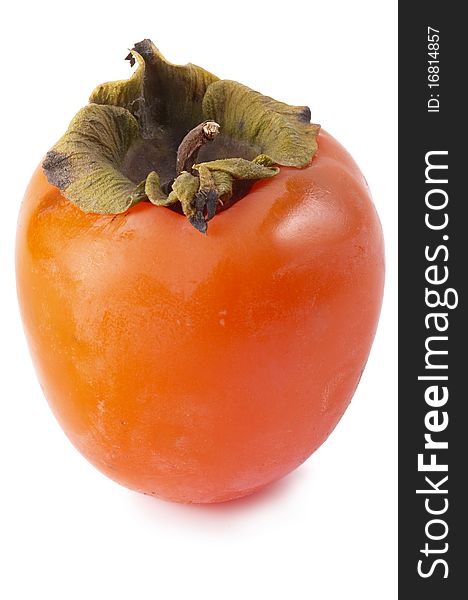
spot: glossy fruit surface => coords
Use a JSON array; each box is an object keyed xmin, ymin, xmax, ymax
[{"xmin": 16, "ymin": 130, "xmax": 384, "ymax": 503}]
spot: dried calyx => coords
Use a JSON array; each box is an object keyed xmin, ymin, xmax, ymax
[{"xmin": 43, "ymin": 39, "xmax": 320, "ymax": 233}]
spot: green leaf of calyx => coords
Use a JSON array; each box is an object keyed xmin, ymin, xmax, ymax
[{"xmin": 43, "ymin": 40, "xmax": 320, "ymax": 232}]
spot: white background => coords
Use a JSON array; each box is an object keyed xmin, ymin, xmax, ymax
[{"xmin": 0, "ymin": 1, "xmax": 397, "ymax": 598}]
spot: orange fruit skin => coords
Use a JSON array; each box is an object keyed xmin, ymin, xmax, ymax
[{"xmin": 16, "ymin": 131, "xmax": 384, "ymax": 503}]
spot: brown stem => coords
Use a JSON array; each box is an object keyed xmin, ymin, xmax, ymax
[{"xmin": 176, "ymin": 121, "xmax": 220, "ymax": 174}]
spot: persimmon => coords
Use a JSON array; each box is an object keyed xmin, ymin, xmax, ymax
[{"xmin": 16, "ymin": 40, "xmax": 384, "ymax": 503}]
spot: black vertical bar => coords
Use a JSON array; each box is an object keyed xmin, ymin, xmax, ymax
[{"xmin": 399, "ymin": 3, "xmax": 466, "ymax": 596}]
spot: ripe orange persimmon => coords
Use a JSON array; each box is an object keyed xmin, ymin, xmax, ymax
[{"xmin": 16, "ymin": 41, "xmax": 384, "ymax": 503}]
